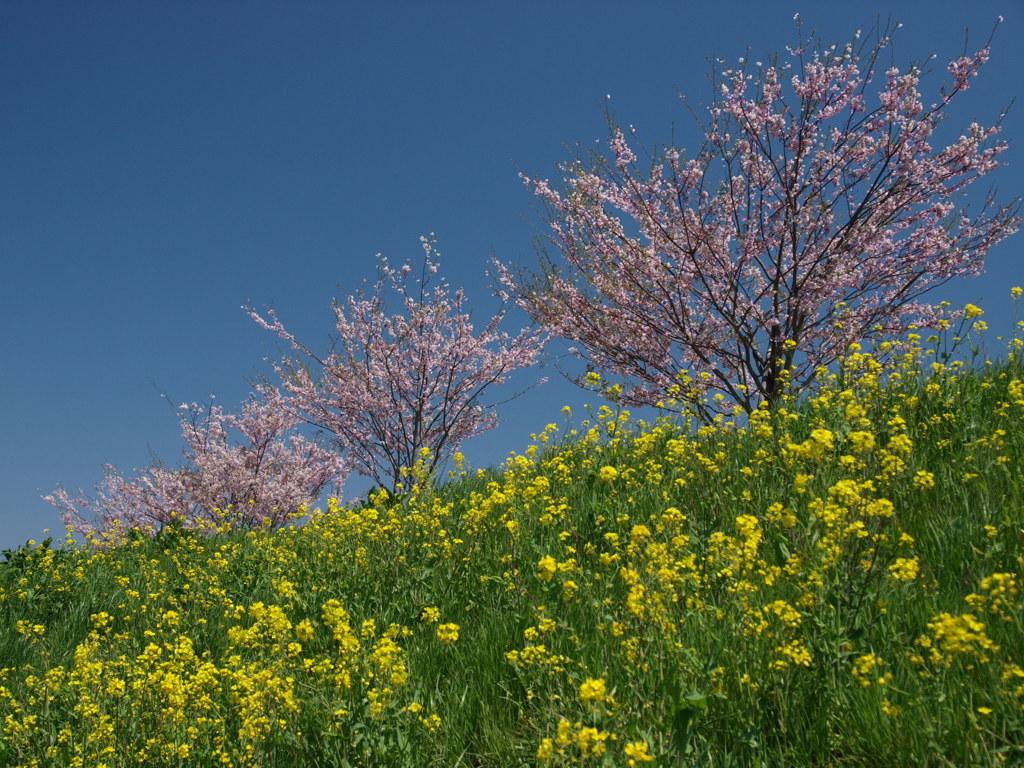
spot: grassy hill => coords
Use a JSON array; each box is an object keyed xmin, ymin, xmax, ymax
[{"xmin": 2, "ymin": 331, "xmax": 1023, "ymax": 767}]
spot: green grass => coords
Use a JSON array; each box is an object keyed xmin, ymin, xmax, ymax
[{"xmin": 2, "ymin": 329, "xmax": 1024, "ymax": 767}]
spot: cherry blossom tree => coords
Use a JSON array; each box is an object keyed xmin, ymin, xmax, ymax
[
  {"xmin": 46, "ymin": 387, "xmax": 348, "ymax": 540},
  {"xmin": 496, "ymin": 20, "xmax": 1020, "ymax": 421},
  {"xmin": 248, "ymin": 235, "xmax": 546, "ymax": 492}
]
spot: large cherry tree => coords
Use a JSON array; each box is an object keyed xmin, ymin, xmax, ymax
[{"xmin": 497, "ymin": 21, "xmax": 1020, "ymax": 420}]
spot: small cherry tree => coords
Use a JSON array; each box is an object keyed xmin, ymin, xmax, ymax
[
  {"xmin": 46, "ymin": 387, "xmax": 348, "ymax": 540},
  {"xmin": 248, "ymin": 236, "xmax": 546, "ymax": 492},
  {"xmin": 497, "ymin": 21, "xmax": 1020, "ymax": 420}
]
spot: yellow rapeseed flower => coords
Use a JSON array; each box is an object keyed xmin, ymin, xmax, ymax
[
  {"xmin": 575, "ymin": 726, "xmax": 609, "ymax": 756},
  {"xmin": 537, "ymin": 738, "xmax": 555, "ymax": 761},
  {"xmin": 294, "ymin": 619, "xmax": 315, "ymax": 642},
  {"xmin": 537, "ymin": 555, "xmax": 557, "ymax": 582},
  {"xmin": 419, "ymin": 713, "xmax": 441, "ymax": 732},
  {"xmin": 912, "ymin": 471, "xmax": 936, "ymax": 490},
  {"xmin": 420, "ymin": 606, "xmax": 441, "ymax": 623},
  {"xmin": 847, "ymin": 431, "xmax": 876, "ymax": 453},
  {"xmin": 851, "ymin": 653, "xmax": 888, "ymax": 686},
  {"xmin": 551, "ymin": 718, "xmax": 571, "ymax": 746},
  {"xmin": 918, "ymin": 612, "xmax": 998, "ymax": 665},
  {"xmin": 579, "ymin": 677, "xmax": 606, "ymax": 704},
  {"xmin": 888, "ymin": 557, "xmax": 919, "ymax": 582},
  {"xmin": 625, "ymin": 741, "xmax": 655, "ymax": 764},
  {"xmin": 436, "ymin": 623, "xmax": 460, "ymax": 644}
]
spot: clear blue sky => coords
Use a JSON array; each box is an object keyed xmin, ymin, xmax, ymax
[{"xmin": 2, "ymin": 1, "xmax": 1021, "ymax": 552}]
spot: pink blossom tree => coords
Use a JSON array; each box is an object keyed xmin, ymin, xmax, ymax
[
  {"xmin": 46, "ymin": 387, "xmax": 348, "ymax": 540},
  {"xmin": 248, "ymin": 235, "xmax": 546, "ymax": 493},
  {"xmin": 496, "ymin": 21, "xmax": 1020, "ymax": 420}
]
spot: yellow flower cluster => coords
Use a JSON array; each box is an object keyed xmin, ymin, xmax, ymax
[{"xmin": 435, "ymin": 623, "xmax": 460, "ymax": 644}]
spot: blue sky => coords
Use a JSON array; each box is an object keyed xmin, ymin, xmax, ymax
[{"xmin": 2, "ymin": 1, "xmax": 1021, "ymax": 552}]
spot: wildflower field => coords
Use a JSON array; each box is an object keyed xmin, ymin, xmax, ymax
[{"xmin": 3, "ymin": 313, "xmax": 1024, "ymax": 767}]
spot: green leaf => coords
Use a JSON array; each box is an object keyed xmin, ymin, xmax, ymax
[
  {"xmin": 672, "ymin": 706, "xmax": 694, "ymax": 757},
  {"xmin": 684, "ymin": 690, "xmax": 708, "ymax": 710}
]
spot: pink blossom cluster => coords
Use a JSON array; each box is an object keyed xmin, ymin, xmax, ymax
[
  {"xmin": 249, "ymin": 235, "xmax": 546, "ymax": 492},
  {"xmin": 46, "ymin": 387, "xmax": 347, "ymax": 541},
  {"xmin": 497, "ymin": 22, "xmax": 1020, "ymax": 419}
]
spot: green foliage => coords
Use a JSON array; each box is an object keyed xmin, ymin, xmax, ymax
[{"xmin": 2, "ymin": 308, "xmax": 1024, "ymax": 767}]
